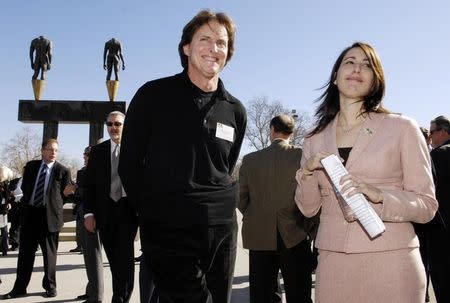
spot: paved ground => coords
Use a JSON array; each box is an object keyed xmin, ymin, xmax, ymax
[{"xmin": 0, "ymin": 212, "xmax": 436, "ymax": 302}]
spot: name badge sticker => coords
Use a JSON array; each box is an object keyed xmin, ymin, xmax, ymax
[{"xmin": 215, "ymin": 123, "xmax": 234, "ymax": 142}]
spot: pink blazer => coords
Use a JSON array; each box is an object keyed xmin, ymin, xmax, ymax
[{"xmin": 295, "ymin": 113, "xmax": 437, "ymax": 253}]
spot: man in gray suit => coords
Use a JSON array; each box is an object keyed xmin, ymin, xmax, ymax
[
  {"xmin": 65, "ymin": 146, "xmax": 104, "ymax": 303},
  {"xmin": 238, "ymin": 115, "xmax": 316, "ymax": 303}
]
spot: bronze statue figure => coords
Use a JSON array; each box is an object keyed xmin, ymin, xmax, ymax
[
  {"xmin": 103, "ymin": 38, "xmax": 125, "ymax": 81},
  {"xmin": 30, "ymin": 36, "xmax": 52, "ymax": 80}
]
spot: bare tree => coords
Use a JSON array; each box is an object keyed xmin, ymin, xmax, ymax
[
  {"xmin": 0, "ymin": 127, "xmax": 41, "ymax": 175},
  {"xmin": 57, "ymin": 154, "xmax": 81, "ymax": 181},
  {"xmin": 0, "ymin": 127, "xmax": 81, "ymax": 178},
  {"xmin": 290, "ymin": 109, "xmax": 311, "ymax": 147},
  {"xmin": 245, "ymin": 96, "xmax": 311, "ymax": 150}
]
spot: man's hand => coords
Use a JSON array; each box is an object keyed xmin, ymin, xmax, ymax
[
  {"xmin": 63, "ymin": 184, "xmax": 76, "ymax": 197},
  {"xmin": 84, "ymin": 216, "xmax": 96, "ymax": 233}
]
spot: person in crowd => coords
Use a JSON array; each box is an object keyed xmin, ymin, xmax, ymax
[
  {"xmin": 84, "ymin": 111, "xmax": 138, "ymax": 303},
  {"xmin": 238, "ymin": 114, "xmax": 316, "ymax": 303},
  {"xmin": 294, "ymin": 42, "xmax": 437, "ymax": 303},
  {"xmin": 119, "ymin": 9, "xmax": 246, "ymax": 303},
  {"xmin": 65, "ymin": 146, "xmax": 104, "ymax": 303},
  {"xmin": 0, "ymin": 166, "xmax": 14, "ymax": 256},
  {"xmin": 2, "ymin": 139, "xmax": 71, "ymax": 299},
  {"xmin": 8, "ymin": 177, "xmax": 22, "ymax": 252},
  {"xmin": 68, "ymin": 169, "xmax": 83, "ymax": 254},
  {"xmin": 414, "ymin": 126, "xmax": 432, "ymax": 302},
  {"xmin": 427, "ymin": 115, "xmax": 450, "ymax": 302}
]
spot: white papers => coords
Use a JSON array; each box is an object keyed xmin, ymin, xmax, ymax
[{"xmin": 321, "ymin": 154, "xmax": 385, "ymax": 238}]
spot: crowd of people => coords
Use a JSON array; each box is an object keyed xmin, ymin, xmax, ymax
[{"xmin": 1, "ymin": 9, "xmax": 449, "ymax": 303}]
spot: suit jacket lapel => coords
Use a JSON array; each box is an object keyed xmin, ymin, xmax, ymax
[
  {"xmin": 346, "ymin": 113, "xmax": 385, "ymax": 170},
  {"xmin": 106, "ymin": 140, "xmax": 112, "ymax": 185}
]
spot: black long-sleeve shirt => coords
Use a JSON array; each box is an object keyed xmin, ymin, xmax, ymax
[{"xmin": 119, "ymin": 71, "xmax": 247, "ymax": 226}]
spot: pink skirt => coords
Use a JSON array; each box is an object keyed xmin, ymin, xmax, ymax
[{"xmin": 315, "ymin": 248, "xmax": 426, "ymax": 303}]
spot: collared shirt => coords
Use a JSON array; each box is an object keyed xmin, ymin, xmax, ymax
[
  {"xmin": 30, "ymin": 160, "xmax": 55, "ymax": 204},
  {"xmin": 110, "ymin": 140, "xmax": 126, "ymax": 198}
]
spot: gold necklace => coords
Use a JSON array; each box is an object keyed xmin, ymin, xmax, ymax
[{"xmin": 339, "ymin": 119, "xmax": 365, "ymax": 134}]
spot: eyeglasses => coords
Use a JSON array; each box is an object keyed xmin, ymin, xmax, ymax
[
  {"xmin": 429, "ymin": 128, "xmax": 441, "ymax": 135},
  {"xmin": 106, "ymin": 121, "xmax": 123, "ymax": 127}
]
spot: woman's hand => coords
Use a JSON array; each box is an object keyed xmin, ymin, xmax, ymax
[
  {"xmin": 339, "ymin": 174, "xmax": 383, "ymax": 203},
  {"xmin": 303, "ymin": 151, "xmax": 331, "ymax": 175}
]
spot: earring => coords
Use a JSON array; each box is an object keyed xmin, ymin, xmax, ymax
[{"xmin": 333, "ymin": 79, "xmax": 337, "ymax": 85}]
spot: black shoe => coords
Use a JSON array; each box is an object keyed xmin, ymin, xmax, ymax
[
  {"xmin": 69, "ymin": 246, "xmax": 82, "ymax": 253},
  {"xmin": 2, "ymin": 289, "xmax": 27, "ymax": 299},
  {"xmin": 77, "ymin": 293, "xmax": 89, "ymax": 299},
  {"xmin": 9, "ymin": 245, "xmax": 18, "ymax": 251},
  {"xmin": 45, "ymin": 289, "xmax": 57, "ymax": 297},
  {"xmin": 82, "ymin": 300, "xmax": 102, "ymax": 303}
]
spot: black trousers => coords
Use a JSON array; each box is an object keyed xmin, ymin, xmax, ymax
[
  {"xmin": 1, "ymin": 225, "xmax": 8, "ymax": 255},
  {"xmin": 81, "ymin": 223, "xmax": 104, "ymax": 302},
  {"xmin": 427, "ymin": 225, "xmax": 450, "ymax": 303},
  {"xmin": 13, "ymin": 206, "xmax": 59, "ymax": 292},
  {"xmin": 141, "ymin": 220, "xmax": 238, "ymax": 303},
  {"xmin": 8, "ymin": 205, "xmax": 20, "ymax": 248},
  {"xmin": 98, "ymin": 198, "xmax": 138, "ymax": 303},
  {"xmin": 249, "ymin": 235, "xmax": 313, "ymax": 303},
  {"xmin": 140, "ymin": 251, "xmax": 159, "ymax": 303}
]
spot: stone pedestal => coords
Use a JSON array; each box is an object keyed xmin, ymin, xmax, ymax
[
  {"xmin": 32, "ymin": 79, "xmax": 46, "ymax": 101},
  {"xmin": 106, "ymin": 80, "xmax": 119, "ymax": 102}
]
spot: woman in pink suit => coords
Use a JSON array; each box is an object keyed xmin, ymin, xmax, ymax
[{"xmin": 295, "ymin": 42, "xmax": 437, "ymax": 303}]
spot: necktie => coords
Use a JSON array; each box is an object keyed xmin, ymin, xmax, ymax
[
  {"xmin": 32, "ymin": 164, "xmax": 48, "ymax": 206},
  {"xmin": 110, "ymin": 145, "xmax": 122, "ymax": 202}
]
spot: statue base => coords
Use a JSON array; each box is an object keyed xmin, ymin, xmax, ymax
[
  {"xmin": 32, "ymin": 79, "xmax": 46, "ymax": 101},
  {"xmin": 106, "ymin": 80, "xmax": 119, "ymax": 102}
]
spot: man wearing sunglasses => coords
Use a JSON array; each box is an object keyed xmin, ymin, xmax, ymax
[
  {"xmin": 427, "ymin": 115, "xmax": 450, "ymax": 303},
  {"xmin": 84, "ymin": 111, "xmax": 138, "ymax": 303}
]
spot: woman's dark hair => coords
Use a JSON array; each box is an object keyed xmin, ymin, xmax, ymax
[{"xmin": 308, "ymin": 42, "xmax": 389, "ymax": 137}]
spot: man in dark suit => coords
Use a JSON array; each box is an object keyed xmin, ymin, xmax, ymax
[
  {"xmin": 65, "ymin": 146, "xmax": 104, "ymax": 303},
  {"xmin": 2, "ymin": 138, "xmax": 71, "ymax": 299},
  {"xmin": 119, "ymin": 10, "xmax": 246, "ymax": 303},
  {"xmin": 428, "ymin": 115, "xmax": 450, "ymax": 303},
  {"xmin": 238, "ymin": 115, "xmax": 316, "ymax": 303},
  {"xmin": 84, "ymin": 111, "xmax": 137, "ymax": 303}
]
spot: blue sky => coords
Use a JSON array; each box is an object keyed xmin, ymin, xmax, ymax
[{"xmin": 1, "ymin": 0, "xmax": 449, "ymax": 165}]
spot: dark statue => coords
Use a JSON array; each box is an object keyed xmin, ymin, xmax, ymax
[
  {"xmin": 30, "ymin": 36, "xmax": 52, "ymax": 80},
  {"xmin": 103, "ymin": 38, "xmax": 125, "ymax": 81}
]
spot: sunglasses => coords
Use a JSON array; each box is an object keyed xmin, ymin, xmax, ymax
[
  {"xmin": 106, "ymin": 121, "xmax": 123, "ymax": 127},
  {"xmin": 429, "ymin": 128, "xmax": 441, "ymax": 135}
]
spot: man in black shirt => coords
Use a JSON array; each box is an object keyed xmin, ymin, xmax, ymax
[{"xmin": 119, "ymin": 9, "xmax": 246, "ymax": 303}]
